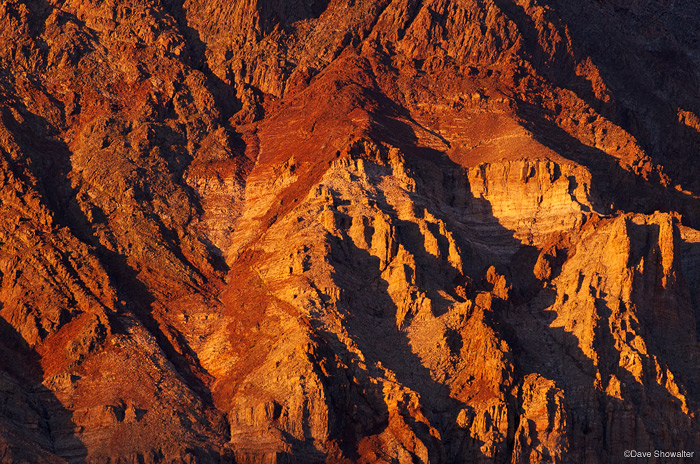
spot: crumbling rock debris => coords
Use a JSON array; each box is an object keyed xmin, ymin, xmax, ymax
[{"xmin": 1, "ymin": 0, "xmax": 700, "ymax": 462}]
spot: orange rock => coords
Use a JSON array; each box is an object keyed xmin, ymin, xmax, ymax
[{"xmin": 1, "ymin": 0, "xmax": 700, "ymax": 462}]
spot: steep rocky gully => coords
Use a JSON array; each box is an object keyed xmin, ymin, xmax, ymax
[{"xmin": 1, "ymin": 0, "xmax": 700, "ymax": 462}]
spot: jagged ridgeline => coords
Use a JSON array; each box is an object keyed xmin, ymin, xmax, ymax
[{"xmin": 0, "ymin": 0, "xmax": 700, "ymax": 462}]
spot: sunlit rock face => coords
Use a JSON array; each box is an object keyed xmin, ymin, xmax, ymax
[{"xmin": 1, "ymin": 0, "xmax": 700, "ymax": 462}]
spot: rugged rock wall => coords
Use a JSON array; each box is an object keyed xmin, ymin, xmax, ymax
[{"xmin": 1, "ymin": 0, "xmax": 700, "ymax": 462}]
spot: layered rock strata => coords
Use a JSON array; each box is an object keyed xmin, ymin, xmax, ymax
[{"xmin": 1, "ymin": 0, "xmax": 700, "ymax": 462}]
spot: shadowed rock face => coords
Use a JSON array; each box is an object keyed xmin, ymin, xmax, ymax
[{"xmin": 1, "ymin": 0, "xmax": 700, "ymax": 462}]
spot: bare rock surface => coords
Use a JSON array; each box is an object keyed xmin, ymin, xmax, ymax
[{"xmin": 1, "ymin": 0, "xmax": 700, "ymax": 462}]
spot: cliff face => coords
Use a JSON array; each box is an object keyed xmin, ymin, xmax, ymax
[{"xmin": 1, "ymin": 0, "xmax": 700, "ymax": 462}]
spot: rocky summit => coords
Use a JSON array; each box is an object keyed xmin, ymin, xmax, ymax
[{"xmin": 1, "ymin": 0, "xmax": 700, "ymax": 462}]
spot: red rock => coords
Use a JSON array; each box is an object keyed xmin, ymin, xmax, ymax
[{"xmin": 0, "ymin": 0, "xmax": 700, "ymax": 462}]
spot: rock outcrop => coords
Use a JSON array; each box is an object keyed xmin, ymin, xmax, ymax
[{"xmin": 1, "ymin": 0, "xmax": 700, "ymax": 462}]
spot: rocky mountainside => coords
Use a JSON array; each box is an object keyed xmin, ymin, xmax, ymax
[{"xmin": 1, "ymin": 0, "xmax": 700, "ymax": 462}]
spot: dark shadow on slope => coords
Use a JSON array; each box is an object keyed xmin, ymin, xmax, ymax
[
  {"xmin": 515, "ymin": 100, "xmax": 700, "ymax": 229},
  {"xmin": 545, "ymin": 0, "xmax": 700, "ymax": 182},
  {"xmin": 256, "ymin": 0, "xmax": 331, "ymax": 31},
  {"xmin": 494, "ymin": 0, "xmax": 700, "ymax": 204},
  {"xmin": 369, "ymin": 103, "xmax": 524, "ymax": 278},
  {"xmin": 323, "ymin": 100, "xmax": 700, "ymax": 460},
  {"xmin": 0, "ymin": 95, "xmax": 225, "ymax": 436},
  {"xmin": 307, "ymin": 330, "xmax": 390, "ymax": 462},
  {"xmin": 24, "ymin": 0, "xmax": 55, "ymax": 38},
  {"xmin": 679, "ymin": 238, "xmax": 700, "ymax": 345},
  {"xmin": 23, "ymin": 0, "xmax": 101, "ymax": 77},
  {"xmin": 311, "ymin": 112, "xmax": 532, "ymax": 461},
  {"xmin": 161, "ymin": 0, "xmax": 241, "ymax": 122},
  {"xmin": 627, "ymin": 221, "xmax": 700, "ymax": 400},
  {"xmin": 162, "ymin": 0, "xmax": 336, "ymax": 123},
  {"xmin": 502, "ymin": 230, "xmax": 699, "ymax": 460},
  {"xmin": 325, "ymin": 233, "xmax": 457, "ymax": 462},
  {"xmin": 0, "ymin": 316, "xmax": 87, "ymax": 463}
]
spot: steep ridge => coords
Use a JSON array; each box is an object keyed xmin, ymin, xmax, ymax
[{"xmin": 1, "ymin": 0, "xmax": 700, "ymax": 462}]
